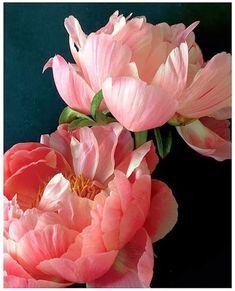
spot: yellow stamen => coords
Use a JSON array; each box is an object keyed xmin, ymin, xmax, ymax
[{"xmin": 68, "ymin": 174, "xmax": 100, "ymax": 200}]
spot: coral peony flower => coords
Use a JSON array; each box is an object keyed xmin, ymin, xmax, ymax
[{"xmin": 4, "ymin": 123, "xmax": 178, "ymax": 287}]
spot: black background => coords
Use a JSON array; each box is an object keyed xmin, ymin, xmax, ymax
[{"xmin": 4, "ymin": 3, "xmax": 231, "ymax": 288}]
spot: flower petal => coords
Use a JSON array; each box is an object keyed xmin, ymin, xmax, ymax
[
  {"xmin": 178, "ymin": 52, "xmax": 231, "ymax": 118},
  {"xmin": 4, "ymin": 145, "xmax": 71, "ymax": 210},
  {"xmin": 176, "ymin": 119, "xmax": 231, "ymax": 161},
  {"xmin": 70, "ymin": 128, "xmax": 99, "ymax": 180},
  {"xmin": 13, "ymin": 224, "xmax": 78, "ymax": 278},
  {"xmin": 103, "ymin": 77, "xmax": 178, "ymax": 131},
  {"xmin": 117, "ymin": 141, "xmax": 158, "ymax": 177},
  {"xmin": 88, "ymin": 228, "xmax": 154, "ymax": 288},
  {"xmin": 152, "ymin": 42, "xmax": 188, "ymax": 101},
  {"xmin": 38, "ymin": 250, "xmax": 118, "ymax": 283},
  {"xmin": 144, "ymin": 179, "xmax": 178, "ymax": 242},
  {"xmin": 64, "ymin": 15, "xmax": 87, "ymax": 49},
  {"xmin": 38, "ymin": 173, "xmax": 73, "ymax": 212},
  {"xmin": 101, "ymin": 170, "xmax": 151, "ymax": 250},
  {"xmin": 90, "ymin": 123, "xmax": 123, "ymax": 183},
  {"xmin": 4, "ymin": 253, "xmax": 32, "ymax": 279},
  {"xmin": 43, "ymin": 55, "xmax": 95, "ymax": 114},
  {"xmin": 4, "ymin": 275, "xmax": 70, "ymax": 288},
  {"xmin": 78, "ymin": 33, "xmax": 132, "ymax": 92}
]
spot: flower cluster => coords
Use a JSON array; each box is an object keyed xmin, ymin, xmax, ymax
[{"xmin": 4, "ymin": 11, "xmax": 231, "ymax": 288}]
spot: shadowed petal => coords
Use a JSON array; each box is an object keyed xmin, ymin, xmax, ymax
[
  {"xmin": 144, "ymin": 179, "xmax": 178, "ymax": 242},
  {"xmin": 176, "ymin": 119, "xmax": 231, "ymax": 161}
]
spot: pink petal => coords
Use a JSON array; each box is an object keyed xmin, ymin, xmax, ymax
[
  {"xmin": 96, "ymin": 10, "xmax": 126, "ymax": 35},
  {"xmin": 4, "ymin": 253, "xmax": 31, "ymax": 278},
  {"xmin": 43, "ymin": 55, "xmax": 95, "ymax": 114},
  {"xmin": 70, "ymin": 128, "xmax": 99, "ymax": 180},
  {"xmin": 178, "ymin": 52, "xmax": 231, "ymax": 118},
  {"xmin": 200, "ymin": 117, "xmax": 230, "ymax": 141},
  {"xmin": 64, "ymin": 15, "xmax": 87, "ymax": 49},
  {"xmin": 175, "ymin": 21, "xmax": 200, "ymax": 45},
  {"xmin": 114, "ymin": 124, "xmax": 134, "ymax": 166},
  {"xmin": 152, "ymin": 42, "xmax": 188, "ymax": 101},
  {"xmin": 38, "ymin": 173, "xmax": 73, "ymax": 211},
  {"xmin": 101, "ymin": 170, "xmax": 151, "ymax": 250},
  {"xmin": 208, "ymin": 106, "xmax": 231, "ymax": 120},
  {"xmin": 14, "ymin": 224, "xmax": 78, "ymax": 278},
  {"xmin": 114, "ymin": 17, "xmax": 153, "ymax": 75},
  {"xmin": 117, "ymin": 141, "xmax": 158, "ymax": 177},
  {"xmin": 103, "ymin": 76, "xmax": 178, "ymax": 131},
  {"xmin": 40, "ymin": 125, "xmax": 73, "ymax": 169},
  {"xmin": 4, "ymin": 143, "xmax": 71, "ymax": 210},
  {"xmin": 144, "ymin": 179, "xmax": 178, "ymax": 242},
  {"xmin": 38, "ymin": 250, "xmax": 118, "ymax": 283},
  {"xmin": 78, "ymin": 33, "xmax": 132, "ymax": 92},
  {"xmin": 58, "ymin": 193, "xmax": 93, "ymax": 233},
  {"xmin": 88, "ymin": 228, "xmax": 154, "ymax": 288},
  {"xmin": 90, "ymin": 123, "xmax": 124, "ymax": 183},
  {"xmin": 176, "ymin": 119, "xmax": 231, "ymax": 161},
  {"xmin": 140, "ymin": 41, "xmax": 175, "ymax": 84},
  {"xmin": 4, "ymin": 275, "xmax": 70, "ymax": 288}
]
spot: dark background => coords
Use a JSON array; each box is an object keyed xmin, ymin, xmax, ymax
[{"xmin": 4, "ymin": 3, "xmax": 231, "ymax": 288}]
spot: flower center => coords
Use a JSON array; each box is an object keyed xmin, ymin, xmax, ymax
[{"xmin": 68, "ymin": 174, "xmax": 100, "ymax": 200}]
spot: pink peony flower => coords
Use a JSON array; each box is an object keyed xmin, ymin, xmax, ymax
[
  {"xmin": 4, "ymin": 123, "xmax": 178, "ymax": 287},
  {"xmin": 44, "ymin": 11, "xmax": 231, "ymax": 137},
  {"xmin": 44, "ymin": 11, "xmax": 195, "ymax": 129}
]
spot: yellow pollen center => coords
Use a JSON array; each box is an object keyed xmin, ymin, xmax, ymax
[{"xmin": 69, "ymin": 174, "xmax": 100, "ymax": 200}]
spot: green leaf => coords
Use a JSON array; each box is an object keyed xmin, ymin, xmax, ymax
[
  {"xmin": 59, "ymin": 106, "xmax": 94, "ymax": 124},
  {"xmin": 90, "ymin": 90, "xmax": 104, "ymax": 120},
  {"xmin": 134, "ymin": 131, "xmax": 148, "ymax": 148},
  {"xmin": 95, "ymin": 111, "xmax": 116, "ymax": 125},
  {"xmin": 68, "ymin": 119, "xmax": 96, "ymax": 131},
  {"xmin": 154, "ymin": 128, "xmax": 172, "ymax": 159}
]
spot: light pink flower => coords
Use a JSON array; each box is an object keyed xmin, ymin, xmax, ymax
[
  {"xmin": 44, "ymin": 12, "xmax": 199, "ymax": 130},
  {"xmin": 4, "ymin": 123, "xmax": 178, "ymax": 287}
]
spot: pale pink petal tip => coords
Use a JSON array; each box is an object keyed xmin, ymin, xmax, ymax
[{"xmin": 42, "ymin": 57, "xmax": 53, "ymax": 73}]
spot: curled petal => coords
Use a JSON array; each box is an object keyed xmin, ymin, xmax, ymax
[
  {"xmin": 64, "ymin": 15, "xmax": 87, "ymax": 49},
  {"xmin": 177, "ymin": 119, "xmax": 231, "ymax": 161},
  {"xmin": 43, "ymin": 55, "xmax": 95, "ymax": 114},
  {"xmin": 117, "ymin": 141, "xmax": 158, "ymax": 177}
]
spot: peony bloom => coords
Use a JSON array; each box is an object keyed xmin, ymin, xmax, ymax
[
  {"xmin": 44, "ymin": 11, "xmax": 195, "ymax": 129},
  {"xmin": 44, "ymin": 11, "xmax": 231, "ymax": 138},
  {"xmin": 4, "ymin": 123, "xmax": 178, "ymax": 287}
]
